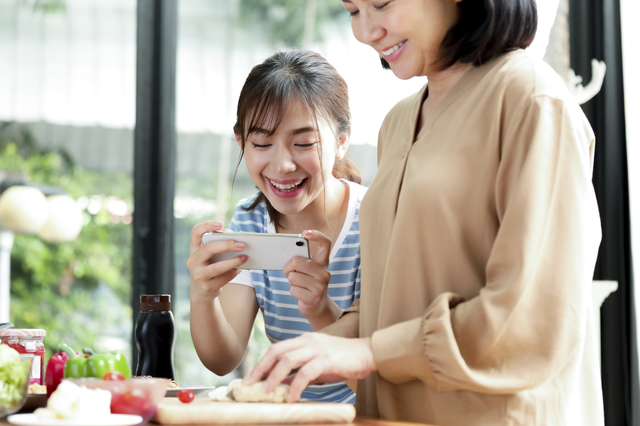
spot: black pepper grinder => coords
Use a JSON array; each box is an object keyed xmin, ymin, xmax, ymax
[{"xmin": 135, "ymin": 294, "xmax": 177, "ymax": 380}]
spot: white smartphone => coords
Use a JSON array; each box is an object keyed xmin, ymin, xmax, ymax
[{"xmin": 201, "ymin": 231, "xmax": 310, "ymax": 270}]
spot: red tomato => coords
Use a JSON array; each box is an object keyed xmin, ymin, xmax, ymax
[
  {"xmin": 178, "ymin": 389, "xmax": 195, "ymax": 403},
  {"xmin": 122, "ymin": 388, "xmax": 148, "ymax": 406},
  {"xmin": 112, "ymin": 388, "xmax": 152, "ymax": 416},
  {"xmin": 102, "ymin": 371, "xmax": 126, "ymax": 381}
]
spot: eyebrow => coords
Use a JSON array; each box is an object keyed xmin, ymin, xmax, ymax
[
  {"xmin": 248, "ymin": 126, "xmax": 316, "ymax": 136},
  {"xmin": 291, "ymin": 126, "xmax": 316, "ymax": 135}
]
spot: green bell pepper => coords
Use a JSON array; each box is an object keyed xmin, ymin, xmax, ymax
[
  {"xmin": 58, "ymin": 343, "xmax": 131, "ymax": 379},
  {"xmin": 82, "ymin": 347, "xmax": 131, "ymax": 379}
]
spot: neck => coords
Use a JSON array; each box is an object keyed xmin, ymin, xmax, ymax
[
  {"xmin": 425, "ymin": 62, "xmax": 472, "ymax": 104},
  {"xmin": 277, "ymin": 177, "xmax": 347, "ymax": 235},
  {"xmin": 417, "ymin": 62, "xmax": 472, "ymax": 132}
]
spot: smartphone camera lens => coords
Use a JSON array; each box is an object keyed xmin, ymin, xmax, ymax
[{"xmin": 296, "ymin": 241, "xmax": 304, "ymax": 247}]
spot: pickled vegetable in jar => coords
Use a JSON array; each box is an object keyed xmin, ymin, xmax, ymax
[{"xmin": 0, "ymin": 328, "xmax": 46, "ymax": 385}]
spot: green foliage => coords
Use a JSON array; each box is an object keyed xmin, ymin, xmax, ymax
[
  {"xmin": 18, "ymin": 0, "xmax": 67, "ymax": 15},
  {"xmin": 0, "ymin": 125, "xmax": 132, "ymax": 362},
  {"xmin": 238, "ymin": 0, "xmax": 349, "ymax": 46}
]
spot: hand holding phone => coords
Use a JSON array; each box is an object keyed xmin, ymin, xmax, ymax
[
  {"xmin": 282, "ymin": 229, "xmax": 344, "ymax": 331},
  {"xmin": 202, "ymin": 231, "xmax": 310, "ymax": 270},
  {"xmin": 187, "ymin": 220, "xmax": 245, "ymax": 302}
]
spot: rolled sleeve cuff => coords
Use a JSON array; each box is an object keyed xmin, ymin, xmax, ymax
[{"xmin": 371, "ymin": 317, "xmax": 437, "ymax": 388}]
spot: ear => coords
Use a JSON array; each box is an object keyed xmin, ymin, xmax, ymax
[
  {"xmin": 234, "ymin": 132, "xmax": 243, "ymax": 149},
  {"xmin": 336, "ymin": 132, "xmax": 350, "ymax": 160}
]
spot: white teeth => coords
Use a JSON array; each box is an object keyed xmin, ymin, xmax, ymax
[
  {"xmin": 270, "ymin": 179, "xmax": 304, "ymax": 191},
  {"xmin": 382, "ymin": 41, "xmax": 406, "ymax": 57}
]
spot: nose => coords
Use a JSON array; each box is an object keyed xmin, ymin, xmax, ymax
[
  {"xmin": 352, "ymin": 10, "xmax": 385, "ymax": 46},
  {"xmin": 272, "ymin": 145, "xmax": 296, "ymax": 174}
]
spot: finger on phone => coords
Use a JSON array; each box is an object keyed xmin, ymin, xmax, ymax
[
  {"xmin": 200, "ymin": 239, "xmax": 246, "ymax": 260},
  {"xmin": 190, "ymin": 221, "xmax": 224, "ymax": 251},
  {"xmin": 283, "ymin": 257, "xmax": 309, "ymax": 277},
  {"xmin": 302, "ymin": 230, "xmax": 331, "ymax": 266},
  {"xmin": 195, "ymin": 255, "xmax": 248, "ymax": 280}
]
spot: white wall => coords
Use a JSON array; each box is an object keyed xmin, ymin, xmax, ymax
[{"xmin": 620, "ymin": 0, "xmax": 640, "ymax": 420}]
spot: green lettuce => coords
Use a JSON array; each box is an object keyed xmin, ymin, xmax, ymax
[{"xmin": 0, "ymin": 344, "xmax": 30, "ymax": 409}]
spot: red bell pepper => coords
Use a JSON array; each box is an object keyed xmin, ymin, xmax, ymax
[{"xmin": 44, "ymin": 350, "xmax": 69, "ymax": 397}]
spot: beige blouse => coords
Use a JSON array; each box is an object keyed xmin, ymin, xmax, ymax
[{"xmin": 343, "ymin": 50, "xmax": 604, "ymax": 425}]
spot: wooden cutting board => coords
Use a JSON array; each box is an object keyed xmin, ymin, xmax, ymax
[{"xmin": 153, "ymin": 397, "xmax": 356, "ymax": 424}]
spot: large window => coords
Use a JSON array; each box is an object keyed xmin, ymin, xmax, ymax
[
  {"xmin": 5, "ymin": 0, "xmax": 630, "ymax": 399},
  {"xmin": 0, "ymin": 0, "xmax": 136, "ymax": 362},
  {"xmin": 172, "ymin": 0, "xmax": 426, "ymax": 385}
]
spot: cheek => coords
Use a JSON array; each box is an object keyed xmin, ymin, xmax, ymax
[
  {"xmin": 244, "ymin": 154, "xmax": 266, "ymax": 175},
  {"xmin": 295, "ymin": 151, "xmax": 322, "ymax": 175},
  {"xmin": 351, "ymin": 20, "xmax": 366, "ymax": 44}
]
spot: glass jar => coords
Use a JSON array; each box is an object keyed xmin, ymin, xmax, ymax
[{"xmin": 0, "ymin": 329, "xmax": 46, "ymax": 385}]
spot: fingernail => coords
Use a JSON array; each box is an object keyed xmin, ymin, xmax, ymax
[
  {"xmin": 213, "ymin": 221, "xmax": 223, "ymax": 229},
  {"xmin": 240, "ymin": 255, "xmax": 248, "ymax": 262},
  {"xmin": 235, "ymin": 242, "xmax": 246, "ymax": 249},
  {"xmin": 303, "ymin": 230, "xmax": 312, "ymax": 236}
]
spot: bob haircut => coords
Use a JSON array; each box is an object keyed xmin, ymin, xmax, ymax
[{"xmin": 381, "ymin": 0, "xmax": 538, "ymax": 70}]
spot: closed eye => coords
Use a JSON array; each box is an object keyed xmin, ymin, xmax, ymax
[
  {"xmin": 375, "ymin": 1, "xmax": 390, "ymax": 10},
  {"xmin": 296, "ymin": 143, "xmax": 317, "ymax": 148},
  {"xmin": 251, "ymin": 143, "xmax": 271, "ymax": 149}
]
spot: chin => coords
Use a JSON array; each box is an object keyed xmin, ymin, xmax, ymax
[
  {"xmin": 386, "ymin": 61, "xmax": 419, "ymax": 80},
  {"xmin": 390, "ymin": 67, "xmax": 418, "ymax": 81}
]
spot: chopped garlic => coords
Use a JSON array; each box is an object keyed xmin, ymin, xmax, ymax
[{"xmin": 35, "ymin": 380, "xmax": 111, "ymax": 420}]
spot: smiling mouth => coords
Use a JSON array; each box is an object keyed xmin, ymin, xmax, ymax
[
  {"xmin": 269, "ymin": 178, "xmax": 306, "ymax": 192},
  {"xmin": 382, "ymin": 40, "xmax": 406, "ymax": 57}
]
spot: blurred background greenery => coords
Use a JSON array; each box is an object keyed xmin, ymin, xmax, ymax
[{"xmin": 0, "ymin": 0, "xmax": 422, "ymax": 386}]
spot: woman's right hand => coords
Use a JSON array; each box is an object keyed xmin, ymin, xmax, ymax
[
  {"xmin": 244, "ymin": 333, "xmax": 377, "ymax": 402},
  {"xmin": 186, "ymin": 220, "xmax": 248, "ymax": 301}
]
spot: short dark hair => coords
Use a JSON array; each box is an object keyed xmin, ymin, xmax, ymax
[{"xmin": 381, "ymin": 0, "xmax": 538, "ymax": 70}]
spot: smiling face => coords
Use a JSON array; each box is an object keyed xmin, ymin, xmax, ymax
[
  {"xmin": 342, "ymin": 0, "xmax": 461, "ymax": 79},
  {"xmin": 239, "ymin": 99, "xmax": 348, "ymax": 220}
]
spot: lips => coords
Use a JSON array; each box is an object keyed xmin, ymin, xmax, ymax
[
  {"xmin": 267, "ymin": 178, "xmax": 307, "ymax": 198},
  {"xmin": 381, "ymin": 40, "xmax": 407, "ymax": 61},
  {"xmin": 269, "ymin": 179, "xmax": 304, "ymax": 191}
]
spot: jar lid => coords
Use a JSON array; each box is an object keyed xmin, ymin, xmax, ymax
[
  {"xmin": 140, "ymin": 294, "xmax": 171, "ymax": 312},
  {"xmin": 0, "ymin": 329, "xmax": 46, "ymax": 337}
]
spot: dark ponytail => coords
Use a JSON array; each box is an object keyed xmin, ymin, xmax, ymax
[{"xmin": 233, "ymin": 50, "xmax": 361, "ymax": 228}]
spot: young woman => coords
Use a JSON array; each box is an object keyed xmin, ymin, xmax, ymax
[
  {"xmin": 246, "ymin": 1, "xmax": 604, "ymax": 425},
  {"xmin": 187, "ymin": 50, "xmax": 366, "ymax": 404}
]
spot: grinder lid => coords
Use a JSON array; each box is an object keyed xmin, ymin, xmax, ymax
[{"xmin": 140, "ymin": 294, "xmax": 171, "ymax": 311}]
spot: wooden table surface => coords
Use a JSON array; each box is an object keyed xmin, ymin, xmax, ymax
[
  {"xmin": 1, "ymin": 400, "xmax": 437, "ymax": 426},
  {"xmin": 0, "ymin": 416, "xmax": 434, "ymax": 426},
  {"xmin": 149, "ymin": 420, "xmax": 432, "ymax": 426}
]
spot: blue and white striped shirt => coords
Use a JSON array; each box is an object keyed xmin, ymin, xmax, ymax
[{"xmin": 229, "ymin": 179, "xmax": 367, "ymax": 404}]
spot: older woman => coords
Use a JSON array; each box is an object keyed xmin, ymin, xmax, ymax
[{"xmin": 246, "ymin": 1, "xmax": 604, "ymax": 425}]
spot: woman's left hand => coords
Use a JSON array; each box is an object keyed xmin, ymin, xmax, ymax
[
  {"xmin": 244, "ymin": 333, "xmax": 376, "ymax": 402},
  {"xmin": 284, "ymin": 230, "xmax": 342, "ymax": 330}
]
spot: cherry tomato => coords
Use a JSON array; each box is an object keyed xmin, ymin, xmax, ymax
[
  {"xmin": 102, "ymin": 371, "xmax": 126, "ymax": 381},
  {"xmin": 178, "ymin": 389, "xmax": 195, "ymax": 403}
]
